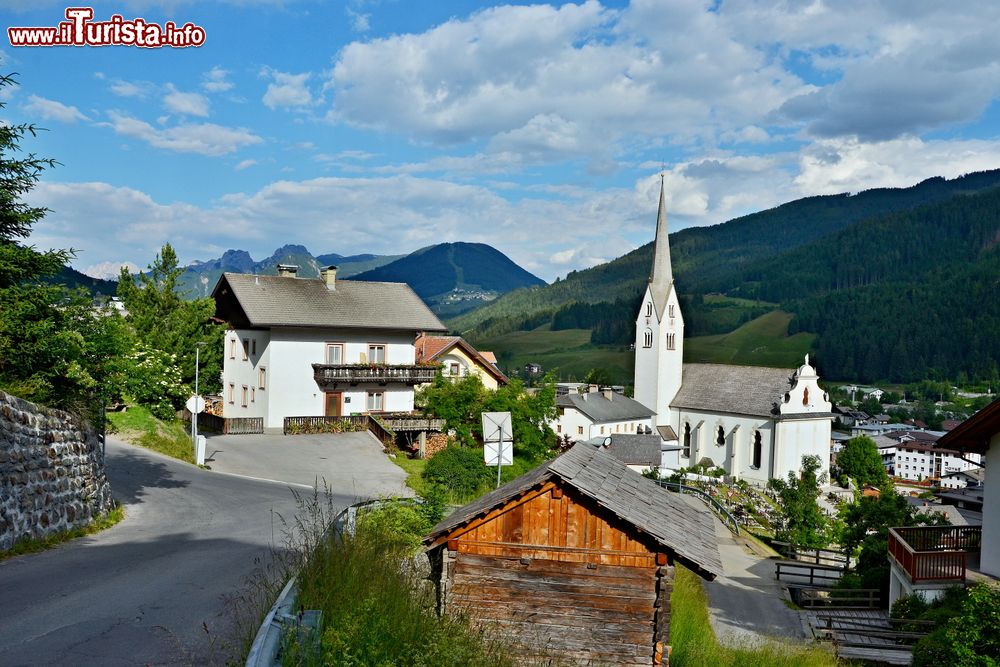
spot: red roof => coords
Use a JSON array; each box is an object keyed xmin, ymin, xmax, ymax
[{"xmin": 415, "ymin": 334, "xmax": 508, "ymax": 384}]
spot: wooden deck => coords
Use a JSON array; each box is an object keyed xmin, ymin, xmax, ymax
[{"xmin": 806, "ymin": 609, "xmax": 931, "ymax": 665}]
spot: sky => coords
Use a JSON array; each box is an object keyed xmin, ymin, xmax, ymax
[{"xmin": 5, "ymin": 0, "xmax": 1000, "ymax": 282}]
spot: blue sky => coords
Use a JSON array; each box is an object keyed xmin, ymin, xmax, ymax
[{"xmin": 4, "ymin": 0, "xmax": 1000, "ymax": 281}]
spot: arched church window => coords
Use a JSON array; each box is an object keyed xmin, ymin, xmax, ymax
[
  {"xmin": 643, "ymin": 328, "xmax": 653, "ymax": 348},
  {"xmin": 716, "ymin": 426, "xmax": 725, "ymax": 447},
  {"xmin": 668, "ymin": 304, "xmax": 675, "ymax": 318},
  {"xmin": 666, "ymin": 333, "xmax": 675, "ymax": 350},
  {"xmin": 646, "ymin": 302, "xmax": 652, "ymax": 317},
  {"xmin": 752, "ymin": 431, "xmax": 762, "ymax": 469},
  {"xmin": 803, "ymin": 387, "xmax": 809, "ymax": 406},
  {"xmin": 683, "ymin": 423, "xmax": 691, "ymax": 458}
]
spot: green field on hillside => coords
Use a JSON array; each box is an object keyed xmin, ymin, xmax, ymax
[
  {"xmin": 685, "ymin": 311, "xmax": 816, "ymax": 367},
  {"xmin": 473, "ymin": 328, "xmax": 635, "ymax": 383},
  {"xmin": 474, "ymin": 311, "xmax": 816, "ymax": 385}
]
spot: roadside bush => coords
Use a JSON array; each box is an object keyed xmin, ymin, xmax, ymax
[
  {"xmin": 423, "ymin": 445, "xmax": 491, "ymax": 499},
  {"xmin": 912, "ymin": 584, "xmax": 1000, "ymax": 667}
]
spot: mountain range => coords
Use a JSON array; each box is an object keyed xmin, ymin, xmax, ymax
[{"xmin": 450, "ymin": 169, "xmax": 1000, "ymax": 385}]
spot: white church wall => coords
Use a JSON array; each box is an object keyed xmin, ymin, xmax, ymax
[
  {"xmin": 775, "ymin": 418, "xmax": 833, "ymax": 483},
  {"xmin": 633, "ymin": 286, "xmax": 661, "ymax": 414},
  {"xmin": 676, "ymin": 410, "xmax": 776, "ymax": 484}
]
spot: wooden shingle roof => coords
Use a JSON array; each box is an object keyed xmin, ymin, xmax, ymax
[{"xmin": 426, "ymin": 445, "xmax": 723, "ymax": 580}]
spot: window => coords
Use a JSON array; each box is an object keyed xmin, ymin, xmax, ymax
[
  {"xmin": 645, "ymin": 302, "xmax": 652, "ymax": 317},
  {"xmin": 229, "ymin": 338, "xmax": 236, "ymax": 359},
  {"xmin": 259, "ymin": 367, "xmax": 266, "ymax": 390},
  {"xmin": 557, "ymin": 425, "xmax": 562, "ymax": 434},
  {"xmin": 228, "ymin": 383, "xmax": 235, "ymax": 404},
  {"xmin": 252, "ymin": 338, "xmax": 257, "ymax": 356},
  {"xmin": 367, "ymin": 391, "xmax": 384, "ymax": 412},
  {"xmin": 242, "ymin": 339, "xmax": 249, "ymax": 361},
  {"xmin": 643, "ymin": 328, "xmax": 653, "ymax": 348},
  {"xmin": 449, "ymin": 362, "xmax": 460, "ymax": 376},
  {"xmin": 668, "ymin": 304, "xmax": 675, "ymax": 318},
  {"xmin": 803, "ymin": 387, "xmax": 809, "ymax": 406},
  {"xmin": 683, "ymin": 423, "xmax": 691, "ymax": 458},
  {"xmin": 577, "ymin": 426, "xmax": 584, "ymax": 435},
  {"xmin": 716, "ymin": 425, "xmax": 725, "ymax": 447},
  {"xmin": 666, "ymin": 333, "xmax": 675, "ymax": 350},
  {"xmin": 615, "ymin": 425, "xmax": 620, "ymax": 433},
  {"xmin": 241, "ymin": 385, "xmax": 248, "ymax": 407},
  {"xmin": 600, "ymin": 426, "xmax": 605, "ymax": 435},
  {"xmin": 325, "ymin": 343, "xmax": 344, "ymax": 365},
  {"xmin": 251, "ymin": 387, "xmax": 255, "ymax": 403},
  {"xmin": 368, "ymin": 344, "xmax": 386, "ymax": 364},
  {"xmin": 751, "ymin": 431, "xmax": 762, "ymax": 469}
]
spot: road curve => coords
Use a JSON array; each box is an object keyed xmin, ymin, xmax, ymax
[{"xmin": 0, "ymin": 437, "xmax": 356, "ymax": 666}]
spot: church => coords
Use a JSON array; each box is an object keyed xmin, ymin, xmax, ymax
[{"xmin": 634, "ymin": 177, "xmax": 833, "ymax": 485}]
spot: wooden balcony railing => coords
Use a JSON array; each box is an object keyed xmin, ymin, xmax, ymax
[
  {"xmin": 888, "ymin": 525, "xmax": 982, "ymax": 583},
  {"xmin": 312, "ymin": 363, "xmax": 438, "ymax": 386}
]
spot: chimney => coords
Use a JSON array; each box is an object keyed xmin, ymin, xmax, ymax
[
  {"xmin": 276, "ymin": 263, "xmax": 298, "ymax": 278},
  {"xmin": 588, "ymin": 385, "xmax": 599, "ymax": 394},
  {"xmin": 321, "ymin": 265, "xmax": 338, "ymax": 290},
  {"xmin": 603, "ymin": 389, "xmax": 613, "ymax": 401}
]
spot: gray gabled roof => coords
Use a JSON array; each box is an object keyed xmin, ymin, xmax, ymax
[
  {"xmin": 212, "ymin": 272, "xmax": 447, "ymax": 332},
  {"xmin": 557, "ymin": 391, "xmax": 655, "ymax": 423},
  {"xmin": 600, "ymin": 434, "xmax": 664, "ymax": 467},
  {"xmin": 426, "ymin": 445, "xmax": 722, "ymax": 580},
  {"xmin": 671, "ymin": 363, "xmax": 798, "ymax": 418}
]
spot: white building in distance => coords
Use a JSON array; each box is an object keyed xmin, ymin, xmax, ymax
[{"xmin": 633, "ymin": 177, "xmax": 834, "ymax": 485}]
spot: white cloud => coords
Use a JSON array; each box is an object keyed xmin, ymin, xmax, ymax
[
  {"xmin": 202, "ymin": 66, "xmax": 234, "ymax": 93},
  {"xmin": 23, "ymin": 95, "xmax": 88, "ymax": 123},
  {"xmin": 82, "ymin": 261, "xmax": 139, "ymax": 280},
  {"xmin": 109, "ymin": 79, "xmax": 152, "ymax": 99},
  {"xmin": 107, "ymin": 112, "xmax": 262, "ymax": 156},
  {"xmin": 163, "ymin": 84, "xmax": 210, "ymax": 117},
  {"xmin": 261, "ymin": 68, "xmax": 314, "ymax": 109},
  {"xmin": 235, "ymin": 159, "xmax": 257, "ymax": 171}
]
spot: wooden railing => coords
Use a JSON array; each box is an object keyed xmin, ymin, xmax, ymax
[
  {"xmin": 380, "ymin": 417, "xmax": 445, "ymax": 432},
  {"xmin": 198, "ymin": 413, "xmax": 264, "ymax": 435},
  {"xmin": 282, "ymin": 414, "xmax": 396, "ymax": 446},
  {"xmin": 888, "ymin": 525, "xmax": 982, "ymax": 583},
  {"xmin": 797, "ymin": 587, "xmax": 880, "ymax": 609},
  {"xmin": 772, "ymin": 540, "xmax": 850, "ymax": 570},
  {"xmin": 775, "ymin": 560, "xmax": 846, "ymax": 586},
  {"xmin": 312, "ymin": 364, "xmax": 438, "ymax": 386}
]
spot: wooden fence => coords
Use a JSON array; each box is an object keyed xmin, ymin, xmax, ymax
[
  {"xmin": 772, "ymin": 541, "xmax": 850, "ymax": 570},
  {"xmin": 282, "ymin": 414, "xmax": 396, "ymax": 446},
  {"xmin": 796, "ymin": 587, "xmax": 880, "ymax": 609},
  {"xmin": 198, "ymin": 413, "xmax": 264, "ymax": 435},
  {"xmin": 888, "ymin": 525, "xmax": 981, "ymax": 582},
  {"xmin": 775, "ymin": 560, "xmax": 846, "ymax": 586}
]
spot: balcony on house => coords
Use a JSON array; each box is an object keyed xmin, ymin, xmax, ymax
[
  {"xmin": 312, "ymin": 363, "xmax": 438, "ymax": 387},
  {"xmin": 888, "ymin": 525, "xmax": 982, "ymax": 606}
]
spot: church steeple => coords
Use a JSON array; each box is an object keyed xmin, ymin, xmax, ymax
[{"xmin": 648, "ymin": 174, "xmax": 673, "ymax": 319}]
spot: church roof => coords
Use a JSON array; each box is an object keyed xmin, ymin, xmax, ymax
[
  {"xmin": 648, "ymin": 175, "xmax": 673, "ymax": 320},
  {"xmin": 557, "ymin": 391, "xmax": 655, "ymax": 423},
  {"xmin": 671, "ymin": 363, "xmax": 797, "ymax": 418}
]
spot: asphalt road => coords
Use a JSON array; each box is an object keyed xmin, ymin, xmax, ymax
[{"xmin": 0, "ymin": 435, "xmax": 392, "ymax": 666}]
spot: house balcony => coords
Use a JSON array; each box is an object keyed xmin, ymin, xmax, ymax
[
  {"xmin": 312, "ymin": 363, "xmax": 438, "ymax": 387},
  {"xmin": 888, "ymin": 525, "xmax": 982, "ymax": 584}
]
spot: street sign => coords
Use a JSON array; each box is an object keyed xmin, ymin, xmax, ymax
[
  {"xmin": 186, "ymin": 395, "xmax": 206, "ymax": 414},
  {"xmin": 484, "ymin": 440, "xmax": 513, "ymax": 466},
  {"xmin": 481, "ymin": 411, "xmax": 513, "ymax": 445}
]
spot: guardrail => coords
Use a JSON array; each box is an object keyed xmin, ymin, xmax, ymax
[
  {"xmin": 654, "ymin": 480, "xmax": 740, "ymax": 535},
  {"xmin": 775, "ymin": 560, "xmax": 846, "ymax": 586},
  {"xmin": 796, "ymin": 587, "xmax": 880, "ymax": 609},
  {"xmin": 772, "ymin": 540, "xmax": 850, "ymax": 570}
]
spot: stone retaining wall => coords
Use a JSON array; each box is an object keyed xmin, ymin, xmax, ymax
[{"xmin": 0, "ymin": 390, "xmax": 114, "ymax": 552}]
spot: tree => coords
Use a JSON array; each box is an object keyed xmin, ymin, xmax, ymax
[
  {"xmin": 117, "ymin": 243, "xmax": 224, "ymax": 398},
  {"xmin": 912, "ymin": 584, "xmax": 1000, "ymax": 666},
  {"xmin": 0, "ymin": 73, "xmax": 132, "ymax": 415},
  {"xmin": 768, "ymin": 455, "xmax": 829, "ymax": 549},
  {"xmin": 836, "ymin": 436, "xmax": 889, "ymax": 488}
]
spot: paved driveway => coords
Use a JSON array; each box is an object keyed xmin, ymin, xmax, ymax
[
  {"xmin": 0, "ymin": 432, "xmax": 411, "ymax": 666},
  {"xmin": 203, "ymin": 431, "xmax": 413, "ymax": 499}
]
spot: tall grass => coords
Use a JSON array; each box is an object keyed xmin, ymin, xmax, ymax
[
  {"xmin": 670, "ymin": 565, "xmax": 839, "ymax": 667},
  {"xmin": 281, "ymin": 488, "xmax": 517, "ymax": 666}
]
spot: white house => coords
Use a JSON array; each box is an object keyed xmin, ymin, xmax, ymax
[
  {"xmin": 212, "ymin": 265, "xmax": 447, "ymax": 431},
  {"xmin": 878, "ymin": 440, "xmax": 981, "ymax": 482},
  {"xmin": 553, "ymin": 388, "xmax": 655, "ymax": 441},
  {"xmin": 633, "ymin": 177, "xmax": 834, "ymax": 485},
  {"xmin": 939, "ymin": 468, "xmax": 985, "ymax": 490}
]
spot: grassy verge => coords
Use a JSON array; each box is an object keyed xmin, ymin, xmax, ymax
[
  {"xmin": 391, "ymin": 454, "xmax": 430, "ymax": 496},
  {"xmin": 670, "ymin": 564, "xmax": 838, "ymax": 667},
  {"xmin": 107, "ymin": 405, "xmax": 194, "ymax": 463},
  {"xmin": 1, "ymin": 504, "xmax": 125, "ymax": 561}
]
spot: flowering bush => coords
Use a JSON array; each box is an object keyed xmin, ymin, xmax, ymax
[{"xmin": 110, "ymin": 343, "xmax": 189, "ymax": 420}]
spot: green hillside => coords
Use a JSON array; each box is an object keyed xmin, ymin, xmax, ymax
[{"xmin": 684, "ymin": 311, "xmax": 816, "ymax": 368}]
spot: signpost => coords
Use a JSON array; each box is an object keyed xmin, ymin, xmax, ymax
[
  {"xmin": 481, "ymin": 411, "xmax": 513, "ymax": 488},
  {"xmin": 186, "ymin": 395, "xmax": 206, "ymax": 465}
]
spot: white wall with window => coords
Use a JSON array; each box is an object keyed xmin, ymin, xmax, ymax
[
  {"xmin": 552, "ymin": 406, "xmax": 653, "ymax": 443},
  {"xmin": 221, "ymin": 328, "xmax": 271, "ymax": 421},
  {"xmin": 675, "ymin": 410, "xmax": 778, "ymax": 484}
]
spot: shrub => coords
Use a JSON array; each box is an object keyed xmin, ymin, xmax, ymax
[{"xmin": 423, "ymin": 445, "xmax": 491, "ymax": 499}]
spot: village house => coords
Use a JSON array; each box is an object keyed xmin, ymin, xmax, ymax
[
  {"xmin": 873, "ymin": 429, "xmax": 982, "ymax": 482},
  {"xmin": 939, "ymin": 468, "xmax": 985, "ymax": 490},
  {"xmin": 414, "ymin": 333, "xmax": 508, "ymax": 389},
  {"xmin": 424, "ymin": 444, "xmax": 722, "ymax": 666},
  {"xmin": 552, "ymin": 387, "xmax": 655, "ymax": 441},
  {"xmin": 583, "ymin": 432, "xmax": 682, "ymax": 476},
  {"xmin": 211, "ymin": 265, "xmax": 447, "ymax": 431},
  {"xmin": 634, "ymin": 177, "xmax": 834, "ymax": 485}
]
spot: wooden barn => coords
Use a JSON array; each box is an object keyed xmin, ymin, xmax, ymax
[{"xmin": 424, "ymin": 444, "xmax": 723, "ymax": 665}]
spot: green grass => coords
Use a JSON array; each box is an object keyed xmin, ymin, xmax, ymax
[
  {"xmin": 474, "ymin": 327, "xmax": 634, "ymax": 383},
  {"xmin": 685, "ymin": 311, "xmax": 817, "ymax": 367},
  {"xmin": 670, "ymin": 564, "xmax": 839, "ymax": 667},
  {"xmin": 1, "ymin": 505, "xmax": 125, "ymax": 561},
  {"xmin": 391, "ymin": 455, "xmax": 430, "ymax": 496},
  {"xmin": 107, "ymin": 405, "xmax": 195, "ymax": 464}
]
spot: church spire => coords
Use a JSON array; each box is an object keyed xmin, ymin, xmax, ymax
[{"xmin": 648, "ymin": 174, "xmax": 673, "ymax": 318}]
